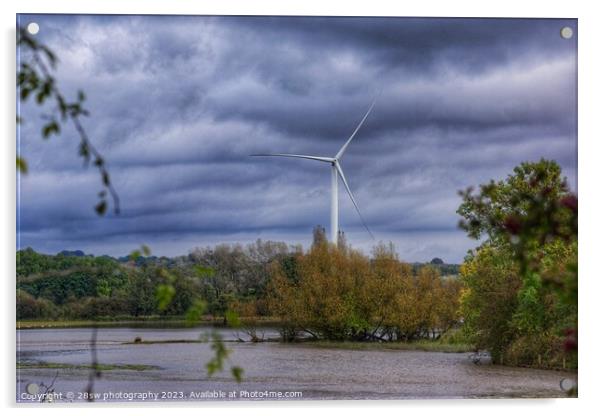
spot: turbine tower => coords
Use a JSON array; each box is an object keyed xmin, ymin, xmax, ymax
[{"xmin": 251, "ymin": 100, "xmax": 376, "ymax": 245}]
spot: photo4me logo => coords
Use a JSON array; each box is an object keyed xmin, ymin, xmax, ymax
[{"xmin": 238, "ymin": 390, "xmax": 303, "ymax": 399}]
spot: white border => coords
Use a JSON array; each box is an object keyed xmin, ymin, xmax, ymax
[{"xmin": 3, "ymin": 0, "xmax": 601, "ymax": 414}]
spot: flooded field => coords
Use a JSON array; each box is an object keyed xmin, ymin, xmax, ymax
[{"xmin": 17, "ymin": 327, "xmax": 575, "ymax": 402}]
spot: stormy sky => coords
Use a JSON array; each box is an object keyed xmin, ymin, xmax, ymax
[{"xmin": 17, "ymin": 15, "xmax": 577, "ymax": 263}]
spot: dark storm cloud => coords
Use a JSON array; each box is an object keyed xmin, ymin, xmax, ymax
[
  {"xmin": 17, "ymin": 15, "xmax": 577, "ymax": 262},
  {"xmin": 201, "ymin": 17, "xmax": 576, "ymax": 140}
]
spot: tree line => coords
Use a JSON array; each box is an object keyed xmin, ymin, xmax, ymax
[{"xmin": 17, "ymin": 238, "xmax": 460, "ymax": 334}]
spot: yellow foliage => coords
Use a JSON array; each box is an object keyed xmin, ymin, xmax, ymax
[{"xmin": 267, "ymin": 242, "xmax": 463, "ymax": 341}]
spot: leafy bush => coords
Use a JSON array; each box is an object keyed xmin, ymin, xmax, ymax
[
  {"xmin": 16, "ymin": 289, "xmax": 59, "ymax": 319},
  {"xmin": 458, "ymin": 159, "xmax": 577, "ymax": 368}
]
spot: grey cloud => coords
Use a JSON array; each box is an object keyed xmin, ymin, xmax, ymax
[{"xmin": 17, "ymin": 14, "xmax": 577, "ymax": 263}]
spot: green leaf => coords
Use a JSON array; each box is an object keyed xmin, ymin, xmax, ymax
[
  {"xmin": 36, "ymin": 91, "xmax": 46, "ymax": 104},
  {"xmin": 95, "ymin": 200, "xmax": 107, "ymax": 215},
  {"xmin": 141, "ymin": 244, "xmax": 151, "ymax": 256},
  {"xmin": 206, "ymin": 333, "xmax": 229, "ymax": 377},
  {"xmin": 42, "ymin": 121, "xmax": 59, "ymax": 138},
  {"xmin": 35, "ymin": 80, "xmax": 53, "ymax": 104},
  {"xmin": 79, "ymin": 142, "xmax": 90, "ymax": 160},
  {"xmin": 20, "ymin": 87, "xmax": 31, "ymax": 101},
  {"xmin": 16, "ymin": 157, "xmax": 28, "ymax": 174},
  {"xmin": 231, "ymin": 366, "xmax": 243, "ymax": 383},
  {"xmin": 17, "ymin": 72, "xmax": 26, "ymax": 86}
]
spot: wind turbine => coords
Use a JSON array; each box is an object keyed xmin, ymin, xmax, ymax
[{"xmin": 251, "ymin": 100, "xmax": 376, "ymax": 245}]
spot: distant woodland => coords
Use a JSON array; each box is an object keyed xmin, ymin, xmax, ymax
[{"xmin": 16, "ymin": 237, "xmax": 459, "ymax": 327}]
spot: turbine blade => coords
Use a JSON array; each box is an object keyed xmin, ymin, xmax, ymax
[
  {"xmin": 335, "ymin": 162, "xmax": 374, "ymax": 239},
  {"xmin": 335, "ymin": 98, "xmax": 377, "ymax": 160},
  {"xmin": 250, "ymin": 153, "xmax": 334, "ymax": 163}
]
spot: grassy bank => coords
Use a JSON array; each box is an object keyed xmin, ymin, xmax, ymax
[
  {"xmin": 17, "ymin": 316, "xmax": 282, "ymax": 329},
  {"xmin": 17, "ymin": 361, "xmax": 159, "ymax": 371},
  {"xmin": 17, "ymin": 319, "xmax": 194, "ymax": 329}
]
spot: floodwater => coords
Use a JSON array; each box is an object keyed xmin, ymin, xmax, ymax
[{"xmin": 16, "ymin": 327, "xmax": 575, "ymax": 402}]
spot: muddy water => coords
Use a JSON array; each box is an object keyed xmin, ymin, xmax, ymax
[{"xmin": 16, "ymin": 327, "xmax": 575, "ymax": 402}]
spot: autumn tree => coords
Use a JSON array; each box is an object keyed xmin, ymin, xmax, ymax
[{"xmin": 268, "ymin": 241, "xmax": 463, "ymax": 342}]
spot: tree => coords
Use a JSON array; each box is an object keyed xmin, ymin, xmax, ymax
[
  {"xmin": 459, "ymin": 245, "xmax": 522, "ymax": 361},
  {"xmin": 337, "ymin": 231, "xmax": 348, "ymax": 250},
  {"xmin": 268, "ymin": 241, "xmax": 463, "ymax": 342},
  {"xmin": 457, "ymin": 159, "xmax": 570, "ymax": 245},
  {"xmin": 312, "ymin": 225, "xmax": 327, "ymax": 247},
  {"xmin": 457, "ymin": 159, "xmax": 577, "ymax": 368}
]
